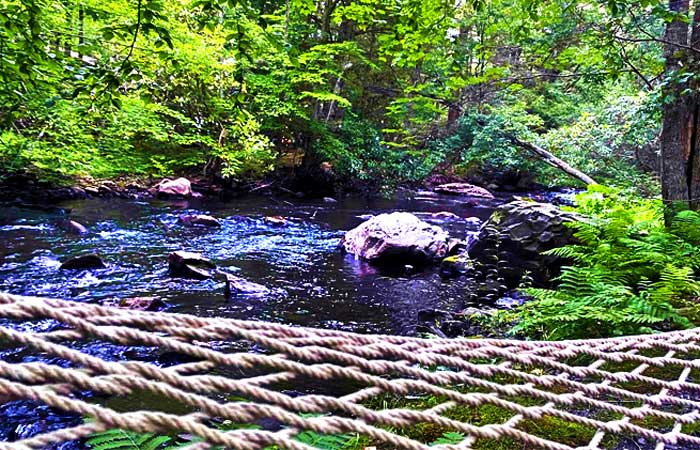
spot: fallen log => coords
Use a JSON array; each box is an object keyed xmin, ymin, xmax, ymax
[{"xmin": 508, "ymin": 135, "xmax": 597, "ymax": 186}]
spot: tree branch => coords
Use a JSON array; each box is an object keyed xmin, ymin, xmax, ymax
[{"xmin": 120, "ymin": 0, "xmax": 142, "ymax": 73}]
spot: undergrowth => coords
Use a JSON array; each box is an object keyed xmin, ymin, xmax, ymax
[
  {"xmin": 85, "ymin": 417, "xmax": 364, "ymax": 450},
  {"xmin": 508, "ymin": 185, "xmax": 700, "ymax": 339}
]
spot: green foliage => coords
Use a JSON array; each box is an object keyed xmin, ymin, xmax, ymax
[
  {"xmin": 429, "ymin": 83, "xmax": 659, "ymax": 190},
  {"xmin": 430, "ymin": 431, "xmax": 466, "ymax": 446},
  {"xmin": 295, "ymin": 430, "xmax": 359, "ymax": 450},
  {"xmin": 0, "ymin": 95, "xmax": 249, "ymax": 181},
  {"xmin": 431, "ymin": 105, "xmax": 543, "ymax": 180},
  {"xmin": 512, "ymin": 186, "xmax": 700, "ymax": 339},
  {"xmin": 86, "ymin": 420, "xmax": 359, "ymax": 450},
  {"xmin": 85, "ymin": 429, "xmax": 172, "ymax": 450},
  {"xmin": 537, "ymin": 89, "xmax": 661, "ymax": 190},
  {"xmin": 1, "ymin": 0, "xmax": 671, "ymax": 191},
  {"xmin": 311, "ymin": 115, "xmax": 441, "ymax": 189}
]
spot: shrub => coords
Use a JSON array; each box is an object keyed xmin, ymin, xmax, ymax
[
  {"xmin": 0, "ymin": 94, "xmax": 274, "ymax": 183},
  {"xmin": 429, "ymin": 87, "xmax": 658, "ymax": 192},
  {"xmin": 511, "ymin": 186, "xmax": 700, "ymax": 340},
  {"xmin": 312, "ymin": 115, "xmax": 443, "ymax": 190}
]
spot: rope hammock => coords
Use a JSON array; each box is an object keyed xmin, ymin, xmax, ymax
[{"xmin": 0, "ymin": 292, "xmax": 699, "ymax": 450}]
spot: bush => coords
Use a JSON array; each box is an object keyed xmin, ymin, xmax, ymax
[
  {"xmin": 511, "ymin": 186, "xmax": 700, "ymax": 340},
  {"xmin": 537, "ymin": 90, "xmax": 660, "ymax": 191},
  {"xmin": 0, "ymin": 94, "xmax": 274, "ymax": 183},
  {"xmin": 429, "ymin": 87, "xmax": 658, "ymax": 192},
  {"xmin": 312, "ymin": 115, "xmax": 443, "ymax": 190}
]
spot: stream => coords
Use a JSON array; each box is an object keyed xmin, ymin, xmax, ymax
[{"xmin": 0, "ymin": 188, "xmax": 571, "ymax": 446}]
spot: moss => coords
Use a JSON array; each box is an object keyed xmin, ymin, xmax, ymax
[
  {"xmin": 359, "ymin": 391, "xmax": 629, "ymax": 450},
  {"xmin": 521, "ymin": 415, "xmax": 596, "ymax": 446},
  {"xmin": 442, "ymin": 255, "xmax": 461, "ymax": 264},
  {"xmin": 471, "ymin": 437, "xmax": 520, "ymax": 450}
]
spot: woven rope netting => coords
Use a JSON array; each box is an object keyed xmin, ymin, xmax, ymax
[{"xmin": 1, "ymin": 293, "xmax": 700, "ymax": 450}]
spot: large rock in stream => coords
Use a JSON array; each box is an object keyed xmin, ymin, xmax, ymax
[
  {"xmin": 342, "ymin": 212, "xmax": 449, "ymax": 265},
  {"xmin": 153, "ymin": 177, "xmax": 201, "ymax": 198},
  {"xmin": 168, "ymin": 251, "xmax": 216, "ymax": 280},
  {"xmin": 469, "ymin": 200, "xmax": 580, "ymax": 286}
]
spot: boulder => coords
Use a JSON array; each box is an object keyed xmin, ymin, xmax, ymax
[
  {"xmin": 178, "ymin": 214, "xmax": 221, "ymax": 227},
  {"xmin": 343, "ymin": 212, "xmax": 449, "ymax": 264},
  {"xmin": 323, "ymin": 197, "xmax": 338, "ymax": 204},
  {"xmin": 434, "ymin": 183, "xmax": 495, "ymax": 199},
  {"xmin": 60, "ymin": 253, "xmax": 106, "ymax": 270},
  {"xmin": 469, "ymin": 200, "xmax": 580, "ymax": 286},
  {"xmin": 119, "ymin": 296, "xmax": 166, "ymax": 311},
  {"xmin": 168, "ymin": 251, "xmax": 216, "ymax": 280},
  {"xmin": 223, "ymin": 274, "xmax": 271, "ymax": 298},
  {"xmin": 154, "ymin": 177, "xmax": 198, "ymax": 197}
]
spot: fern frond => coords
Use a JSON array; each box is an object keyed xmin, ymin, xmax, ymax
[
  {"xmin": 86, "ymin": 429, "xmax": 172, "ymax": 450},
  {"xmin": 295, "ymin": 430, "xmax": 357, "ymax": 450},
  {"xmin": 430, "ymin": 431, "xmax": 466, "ymax": 445}
]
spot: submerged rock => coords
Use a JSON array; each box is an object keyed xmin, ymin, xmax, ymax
[
  {"xmin": 59, "ymin": 254, "xmax": 106, "ymax": 270},
  {"xmin": 224, "ymin": 274, "xmax": 271, "ymax": 298},
  {"xmin": 440, "ymin": 254, "xmax": 472, "ymax": 278},
  {"xmin": 342, "ymin": 212, "xmax": 448, "ymax": 265},
  {"xmin": 264, "ymin": 216, "xmax": 288, "ymax": 226},
  {"xmin": 178, "ymin": 214, "xmax": 221, "ymax": 227},
  {"xmin": 469, "ymin": 200, "xmax": 580, "ymax": 286},
  {"xmin": 118, "ymin": 296, "xmax": 166, "ymax": 311},
  {"xmin": 434, "ymin": 183, "xmax": 495, "ymax": 199},
  {"xmin": 168, "ymin": 251, "xmax": 216, "ymax": 280},
  {"xmin": 65, "ymin": 220, "xmax": 88, "ymax": 235}
]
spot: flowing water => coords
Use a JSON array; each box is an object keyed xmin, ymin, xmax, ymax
[
  {"xmin": 0, "ymin": 191, "xmax": 504, "ymax": 335},
  {"xmin": 0, "ymin": 189, "xmax": 573, "ymax": 445}
]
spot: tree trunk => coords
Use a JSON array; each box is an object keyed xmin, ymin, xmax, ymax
[
  {"xmin": 660, "ymin": 0, "xmax": 700, "ymax": 219},
  {"xmin": 508, "ymin": 136, "xmax": 597, "ymax": 186}
]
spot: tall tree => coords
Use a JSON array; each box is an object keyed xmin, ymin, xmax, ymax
[{"xmin": 659, "ymin": 0, "xmax": 700, "ymax": 217}]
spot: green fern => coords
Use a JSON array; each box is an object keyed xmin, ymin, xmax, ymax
[
  {"xmin": 295, "ymin": 430, "xmax": 358, "ymax": 449},
  {"xmin": 430, "ymin": 431, "xmax": 466, "ymax": 445},
  {"xmin": 512, "ymin": 187, "xmax": 700, "ymax": 340},
  {"xmin": 85, "ymin": 429, "xmax": 172, "ymax": 450},
  {"xmin": 86, "ymin": 421, "xmax": 358, "ymax": 450}
]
